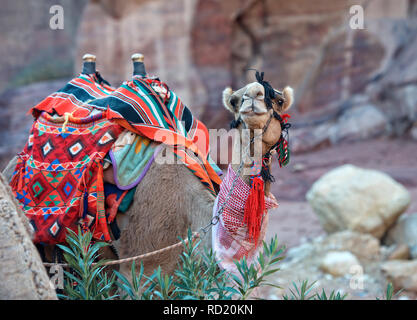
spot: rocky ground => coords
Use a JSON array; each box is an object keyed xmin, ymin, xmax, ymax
[{"xmin": 260, "ymin": 137, "xmax": 417, "ymax": 300}]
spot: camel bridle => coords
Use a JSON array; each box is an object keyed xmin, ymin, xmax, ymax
[{"xmin": 199, "ymin": 109, "xmax": 284, "ymax": 237}]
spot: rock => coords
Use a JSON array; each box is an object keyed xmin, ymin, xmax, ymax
[
  {"xmin": 73, "ymin": 0, "xmax": 417, "ymax": 135},
  {"xmin": 386, "ymin": 244, "xmax": 410, "ymax": 260},
  {"xmin": 76, "ymin": 0, "xmax": 219, "ymax": 122},
  {"xmin": 328, "ymin": 104, "xmax": 388, "ymax": 144},
  {"xmin": 291, "ymin": 123, "xmax": 332, "ymax": 153},
  {"xmin": 306, "ymin": 164, "xmax": 411, "ymax": 238},
  {"xmin": 381, "ymin": 260, "xmax": 417, "ymax": 292},
  {"xmin": 0, "ymin": 174, "xmax": 57, "ymax": 299},
  {"xmin": 284, "ymin": 230, "xmax": 381, "ymax": 266},
  {"xmin": 0, "ymin": 0, "xmax": 88, "ymax": 94},
  {"xmin": 270, "ymin": 229, "xmax": 389, "ymax": 299},
  {"xmin": 320, "ymin": 251, "xmax": 361, "ymax": 277},
  {"xmin": 384, "ymin": 214, "xmax": 417, "ymax": 259},
  {"xmin": 292, "ymin": 102, "xmax": 389, "ymax": 153},
  {"xmin": 321, "ymin": 230, "xmax": 380, "ymax": 261},
  {"xmin": 292, "ymin": 163, "xmax": 307, "ymax": 173}
]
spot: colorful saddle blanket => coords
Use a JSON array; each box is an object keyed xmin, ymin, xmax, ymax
[
  {"xmin": 11, "ymin": 111, "xmax": 123, "ymax": 244},
  {"xmin": 11, "ymin": 73, "xmax": 221, "ymax": 244},
  {"xmin": 33, "ymin": 74, "xmax": 222, "ymax": 195}
]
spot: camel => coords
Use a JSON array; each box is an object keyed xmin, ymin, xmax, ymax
[{"xmin": 2, "ymin": 79, "xmax": 294, "ymax": 281}]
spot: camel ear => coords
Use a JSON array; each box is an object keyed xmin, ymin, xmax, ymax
[
  {"xmin": 281, "ymin": 86, "xmax": 294, "ymax": 112},
  {"xmin": 223, "ymin": 87, "xmax": 235, "ymax": 113},
  {"xmin": 222, "ymin": 87, "xmax": 245, "ymax": 114}
]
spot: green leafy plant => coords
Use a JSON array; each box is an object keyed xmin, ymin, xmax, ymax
[
  {"xmin": 376, "ymin": 282, "xmax": 403, "ymax": 300},
  {"xmin": 113, "ymin": 261, "xmax": 156, "ymax": 300},
  {"xmin": 112, "ymin": 230, "xmax": 285, "ymax": 300},
  {"xmin": 57, "ymin": 227, "xmax": 117, "ymax": 300},
  {"xmin": 152, "ymin": 266, "xmax": 177, "ymax": 300},
  {"xmin": 57, "ymin": 228, "xmax": 286, "ymax": 300},
  {"xmin": 231, "ymin": 235, "xmax": 285, "ymax": 299},
  {"xmin": 283, "ymin": 280, "xmax": 347, "ymax": 300},
  {"xmin": 58, "ymin": 228, "xmax": 368, "ymax": 301},
  {"xmin": 315, "ymin": 288, "xmax": 348, "ymax": 300},
  {"xmin": 173, "ymin": 229, "xmax": 237, "ymax": 300},
  {"xmin": 283, "ymin": 280, "xmax": 317, "ymax": 300}
]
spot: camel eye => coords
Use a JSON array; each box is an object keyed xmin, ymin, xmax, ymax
[
  {"xmin": 278, "ymin": 99, "xmax": 284, "ymax": 106},
  {"xmin": 230, "ymin": 96, "xmax": 239, "ymax": 108}
]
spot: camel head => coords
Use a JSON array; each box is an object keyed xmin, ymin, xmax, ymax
[{"xmin": 222, "ymin": 73, "xmax": 294, "ymax": 151}]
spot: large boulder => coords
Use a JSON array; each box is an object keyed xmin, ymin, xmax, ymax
[
  {"xmin": 306, "ymin": 164, "xmax": 411, "ymax": 238},
  {"xmin": 0, "ymin": 174, "xmax": 57, "ymax": 299},
  {"xmin": 381, "ymin": 260, "xmax": 417, "ymax": 292},
  {"xmin": 384, "ymin": 214, "xmax": 417, "ymax": 259},
  {"xmin": 327, "ymin": 104, "xmax": 388, "ymax": 144}
]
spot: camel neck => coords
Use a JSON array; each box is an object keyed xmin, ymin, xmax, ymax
[
  {"xmin": 231, "ymin": 129, "xmax": 271, "ymax": 195},
  {"xmin": 230, "ymin": 163, "xmax": 272, "ymax": 196}
]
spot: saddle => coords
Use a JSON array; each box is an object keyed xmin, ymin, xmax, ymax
[{"xmin": 10, "ymin": 73, "xmax": 221, "ymax": 245}]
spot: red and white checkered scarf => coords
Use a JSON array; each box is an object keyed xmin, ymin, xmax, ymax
[{"xmin": 212, "ymin": 164, "xmax": 278, "ymax": 275}]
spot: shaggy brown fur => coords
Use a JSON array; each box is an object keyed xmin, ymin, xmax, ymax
[{"xmin": 114, "ymin": 145, "xmax": 215, "ymax": 277}]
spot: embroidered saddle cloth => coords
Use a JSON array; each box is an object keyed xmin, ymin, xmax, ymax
[{"xmin": 11, "ymin": 111, "xmax": 123, "ymax": 244}]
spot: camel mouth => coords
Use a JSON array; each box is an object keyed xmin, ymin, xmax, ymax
[{"xmin": 241, "ymin": 110, "xmax": 267, "ymax": 117}]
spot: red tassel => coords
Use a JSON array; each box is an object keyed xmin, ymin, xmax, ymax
[
  {"xmin": 281, "ymin": 113, "xmax": 291, "ymax": 123},
  {"xmin": 244, "ymin": 176, "xmax": 265, "ymax": 244}
]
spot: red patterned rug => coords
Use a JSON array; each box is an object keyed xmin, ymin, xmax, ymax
[{"xmin": 11, "ymin": 111, "xmax": 123, "ymax": 244}]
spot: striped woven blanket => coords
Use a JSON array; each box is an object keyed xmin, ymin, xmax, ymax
[{"xmin": 33, "ymin": 74, "xmax": 221, "ymax": 195}]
